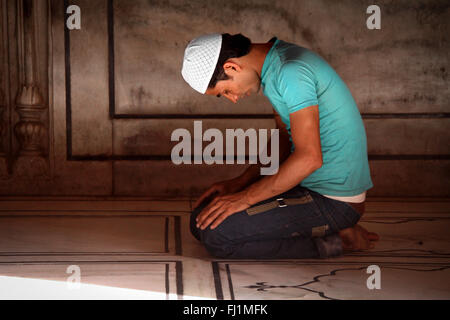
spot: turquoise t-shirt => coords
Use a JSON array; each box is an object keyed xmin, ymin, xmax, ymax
[{"xmin": 261, "ymin": 38, "xmax": 373, "ymax": 196}]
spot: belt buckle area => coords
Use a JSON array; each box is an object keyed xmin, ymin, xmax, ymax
[{"xmin": 276, "ymin": 198, "xmax": 287, "ymax": 208}]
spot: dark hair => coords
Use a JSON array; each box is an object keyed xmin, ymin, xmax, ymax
[{"xmin": 207, "ymin": 33, "xmax": 251, "ymax": 89}]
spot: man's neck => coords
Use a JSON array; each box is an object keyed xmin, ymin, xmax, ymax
[{"xmin": 242, "ymin": 41, "xmax": 274, "ymax": 78}]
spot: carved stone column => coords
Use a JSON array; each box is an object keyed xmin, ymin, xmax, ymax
[{"xmin": 13, "ymin": 0, "xmax": 49, "ymax": 178}]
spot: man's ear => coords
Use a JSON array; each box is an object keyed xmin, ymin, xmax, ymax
[{"xmin": 223, "ymin": 61, "xmax": 242, "ymax": 76}]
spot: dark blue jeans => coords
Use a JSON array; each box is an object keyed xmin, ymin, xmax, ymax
[{"xmin": 190, "ymin": 185, "xmax": 361, "ymax": 259}]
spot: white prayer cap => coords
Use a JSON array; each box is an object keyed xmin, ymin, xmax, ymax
[{"xmin": 181, "ymin": 33, "xmax": 222, "ymax": 94}]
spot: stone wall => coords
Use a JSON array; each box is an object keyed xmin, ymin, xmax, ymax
[{"xmin": 0, "ymin": 0, "xmax": 448, "ymax": 197}]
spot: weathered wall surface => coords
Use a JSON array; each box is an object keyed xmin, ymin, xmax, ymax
[{"xmin": 0, "ymin": 0, "xmax": 448, "ymax": 197}]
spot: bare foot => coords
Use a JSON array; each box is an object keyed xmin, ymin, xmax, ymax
[{"xmin": 339, "ymin": 224, "xmax": 380, "ymax": 252}]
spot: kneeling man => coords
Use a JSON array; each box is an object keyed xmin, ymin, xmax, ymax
[{"xmin": 181, "ymin": 33, "xmax": 379, "ymax": 259}]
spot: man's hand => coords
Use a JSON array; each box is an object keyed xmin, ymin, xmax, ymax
[
  {"xmin": 193, "ymin": 179, "xmax": 246, "ymax": 209},
  {"xmin": 196, "ymin": 191, "xmax": 251, "ymax": 230}
]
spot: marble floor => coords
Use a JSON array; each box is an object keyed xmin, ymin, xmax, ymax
[{"xmin": 0, "ymin": 197, "xmax": 449, "ymax": 300}]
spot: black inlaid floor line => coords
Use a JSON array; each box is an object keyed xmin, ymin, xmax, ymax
[
  {"xmin": 165, "ymin": 263, "xmax": 170, "ymax": 300},
  {"xmin": 212, "ymin": 262, "xmax": 224, "ymax": 300},
  {"xmin": 225, "ymin": 264, "xmax": 235, "ymax": 300}
]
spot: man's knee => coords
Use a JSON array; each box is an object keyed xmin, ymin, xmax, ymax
[
  {"xmin": 189, "ymin": 200, "xmax": 239, "ymax": 257},
  {"xmin": 201, "ymin": 227, "xmax": 233, "ymax": 258},
  {"xmin": 190, "ymin": 197, "xmax": 216, "ymax": 241},
  {"xmin": 189, "ymin": 209, "xmax": 233, "ymax": 258},
  {"xmin": 190, "ymin": 207, "xmax": 202, "ymax": 241}
]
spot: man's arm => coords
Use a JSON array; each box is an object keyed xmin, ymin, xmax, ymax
[
  {"xmin": 244, "ymin": 105, "xmax": 322, "ymax": 205},
  {"xmin": 193, "ymin": 109, "xmax": 291, "ymax": 208},
  {"xmin": 196, "ymin": 105, "xmax": 322, "ymax": 230}
]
